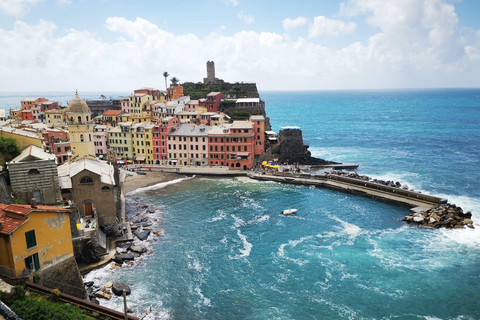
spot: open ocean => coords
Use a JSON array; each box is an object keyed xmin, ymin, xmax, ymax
[{"xmin": 2, "ymin": 89, "xmax": 480, "ymax": 319}]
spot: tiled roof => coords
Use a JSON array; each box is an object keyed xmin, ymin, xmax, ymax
[
  {"xmin": 0, "ymin": 204, "xmax": 70, "ymax": 235},
  {"xmin": 102, "ymin": 110, "xmax": 124, "ymax": 116}
]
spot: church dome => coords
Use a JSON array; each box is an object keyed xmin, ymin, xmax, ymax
[{"xmin": 66, "ymin": 92, "xmax": 90, "ymax": 113}]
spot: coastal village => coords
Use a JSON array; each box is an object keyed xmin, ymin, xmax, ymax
[{"xmin": 0, "ymin": 62, "xmax": 476, "ymax": 319}]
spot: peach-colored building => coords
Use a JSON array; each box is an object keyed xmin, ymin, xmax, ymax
[
  {"xmin": 167, "ymin": 124, "xmax": 210, "ymax": 166},
  {"xmin": 250, "ymin": 115, "xmax": 266, "ymax": 156}
]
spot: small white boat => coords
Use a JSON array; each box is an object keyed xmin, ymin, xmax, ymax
[{"xmin": 281, "ymin": 209, "xmax": 297, "ymax": 215}]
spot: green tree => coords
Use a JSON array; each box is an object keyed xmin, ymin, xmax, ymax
[
  {"xmin": 231, "ymin": 85, "xmax": 242, "ymax": 97},
  {"xmin": 163, "ymin": 71, "xmax": 169, "ymax": 91},
  {"xmin": 170, "ymin": 77, "xmax": 179, "ymax": 86},
  {"xmin": 0, "ymin": 137, "xmax": 20, "ymax": 167}
]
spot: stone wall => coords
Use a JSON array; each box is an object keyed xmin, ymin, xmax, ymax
[
  {"xmin": 0, "ymin": 173, "xmax": 12, "ymax": 204},
  {"xmin": 8, "ymin": 160, "xmax": 61, "ymax": 205},
  {"xmin": 34, "ymin": 255, "xmax": 86, "ymax": 299}
]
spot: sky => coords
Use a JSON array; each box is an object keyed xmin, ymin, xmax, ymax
[{"xmin": 1, "ymin": 0, "xmax": 480, "ymax": 92}]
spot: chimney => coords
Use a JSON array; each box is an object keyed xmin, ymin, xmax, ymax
[{"xmin": 30, "ymin": 198, "xmax": 37, "ymax": 208}]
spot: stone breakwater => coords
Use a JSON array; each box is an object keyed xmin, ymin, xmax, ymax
[
  {"xmin": 403, "ymin": 203, "xmax": 474, "ymax": 229},
  {"xmin": 330, "ymin": 170, "xmax": 414, "ymax": 191}
]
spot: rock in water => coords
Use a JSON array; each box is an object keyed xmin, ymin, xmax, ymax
[{"xmin": 112, "ymin": 282, "xmax": 131, "ymax": 296}]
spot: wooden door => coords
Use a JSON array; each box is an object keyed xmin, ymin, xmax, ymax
[{"xmin": 84, "ymin": 203, "xmax": 93, "ymax": 216}]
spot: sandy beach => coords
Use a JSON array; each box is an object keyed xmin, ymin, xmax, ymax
[{"xmin": 122, "ymin": 170, "xmax": 184, "ymax": 194}]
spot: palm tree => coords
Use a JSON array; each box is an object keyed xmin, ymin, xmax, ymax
[
  {"xmin": 170, "ymin": 77, "xmax": 179, "ymax": 86},
  {"xmin": 163, "ymin": 71, "xmax": 169, "ymax": 90}
]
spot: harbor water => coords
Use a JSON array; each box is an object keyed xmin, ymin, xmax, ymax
[{"xmin": 2, "ymin": 89, "xmax": 480, "ymax": 319}]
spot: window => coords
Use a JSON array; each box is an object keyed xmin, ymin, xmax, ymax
[
  {"xmin": 101, "ymin": 186, "xmax": 111, "ymax": 192},
  {"xmin": 25, "ymin": 253, "xmax": 40, "ymax": 271},
  {"xmin": 28, "ymin": 169, "xmax": 40, "ymax": 175},
  {"xmin": 25, "ymin": 230, "xmax": 37, "ymax": 249},
  {"xmin": 79, "ymin": 176, "xmax": 94, "ymax": 184},
  {"xmin": 80, "ymin": 134, "xmax": 84, "ymax": 142}
]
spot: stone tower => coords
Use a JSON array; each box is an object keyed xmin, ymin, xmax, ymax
[
  {"xmin": 66, "ymin": 92, "xmax": 96, "ymax": 161},
  {"xmin": 207, "ymin": 61, "xmax": 215, "ymax": 80},
  {"xmin": 204, "ymin": 61, "xmax": 223, "ymax": 84}
]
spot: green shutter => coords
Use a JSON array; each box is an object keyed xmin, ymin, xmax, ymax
[{"xmin": 25, "ymin": 230, "xmax": 37, "ymax": 249}]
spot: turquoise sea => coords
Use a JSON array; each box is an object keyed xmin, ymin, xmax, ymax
[{"xmin": 2, "ymin": 89, "xmax": 480, "ymax": 319}]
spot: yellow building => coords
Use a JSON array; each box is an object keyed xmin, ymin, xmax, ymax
[
  {"xmin": 66, "ymin": 92, "xmax": 96, "ymax": 160},
  {"xmin": 108, "ymin": 122, "xmax": 134, "ymax": 159},
  {"xmin": 0, "ymin": 203, "xmax": 73, "ymax": 279},
  {"xmin": 45, "ymin": 108, "xmax": 66, "ymax": 128},
  {"xmin": 131, "ymin": 122, "xmax": 154, "ymax": 164},
  {"xmin": 0, "ymin": 127, "xmax": 44, "ymax": 150}
]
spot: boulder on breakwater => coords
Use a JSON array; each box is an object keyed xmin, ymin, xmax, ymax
[{"xmin": 403, "ymin": 203, "xmax": 474, "ymax": 229}]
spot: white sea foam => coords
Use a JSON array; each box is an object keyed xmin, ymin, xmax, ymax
[
  {"xmin": 277, "ymin": 236, "xmax": 312, "ymax": 266},
  {"xmin": 236, "ymin": 229, "xmax": 252, "ymax": 257},
  {"xmin": 210, "ymin": 210, "xmax": 226, "ymax": 222},
  {"xmin": 127, "ymin": 176, "xmax": 194, "ymax": 195}
]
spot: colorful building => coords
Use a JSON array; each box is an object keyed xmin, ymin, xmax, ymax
[
  {"xmin": 250, "ymin": 115, "xmax": 266, "ymax": 156},
  {"xmin": 132, "ymin": 122, "xmax": 155, "ymax": 164},
  {"xmin": 167, "ymin": 124, "xmax": 210, "ymax": 166},
  {"xmin": 0, "ymin": 203, "xmax": 73, "ymax": 279},
  {"xmin": 93, "ymin": 125, "xmax": 112, "ymax": 160},
  {"xmin": 166, "ymin": 85, "xmax": 184, "ymax": 101},
  {"xmin": 152, "ymin": 117, "xmax": 179, "ymax": 164},
  {"xmin": 42, "ymin": 129, "xmax": 71, "ymax": 165},
  {"xmin": 0, "ymin": 126, "xmax": 44, "ymax": 150},
  {"xmin": 108, "ymin": 122, "xmax": 133, "ymax": 160},
  {"xmin": 199, "ymin": 92, "xmax": 224, "ymax": 112},
  {"xmin": 101, "ymin": 110, "xmax": 126, "ymax": 126},
  {"xmin": 45, "ymin": 108, "xmax": 67, "ymax": 128},
  {"xmin": 208, "ymin": 120, "xmax": 255, "ymax": 169}
]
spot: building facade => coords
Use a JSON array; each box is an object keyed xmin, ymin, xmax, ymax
[
  {"xmin": 0, "ymin": 203, "xmax": 74, "ymax": 279},
  {"xmin": 7, "ymin": 145, "xmax": 62, "ymax": 205}
]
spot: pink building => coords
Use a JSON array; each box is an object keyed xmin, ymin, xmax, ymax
[
  {"xmin": 167, "ymin": 124, "xmax": 210, "ymax": 166},
  {"xmin": 185, "ymin": 99, "xmax": 199, "ymax": 112},
  {"xmin": 152, "ymin": 117, "xmax": 179, "ymax": 164},
  {"xmin": 121, "ymin": 98, "xmax": 130, "ymax": 113},
  {"xmin": 42, "ymin": 129, "xmax": 71, "ymax": 164},
  {"xmin": 94, "ymin": 125, "xmax": 112, "ymax": 159}
]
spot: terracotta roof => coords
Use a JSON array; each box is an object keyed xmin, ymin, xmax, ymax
[
  {"xmin": 102, "ymin": 110, "xmax": 124, "ymax": 116},
  {"xmin": 0, "ymin": 204, "xmax": 28, "ymax": 235},
  {"xmin": 0, "ymin": 204, "xmax": 71, "ymax": 235}
]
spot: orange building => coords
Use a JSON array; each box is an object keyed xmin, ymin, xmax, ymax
[
  {"xmin": 250, "ymin": 115, "xmax": 266, "ymax": 156},
  {"xmin": 208, "ymin": 120, "xmax": 255, "ymax": 170},
  {"xmin": 166, "ymin": 85, "xmax": 184, "ymax": 101}
]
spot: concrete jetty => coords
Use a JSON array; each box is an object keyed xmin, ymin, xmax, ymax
[{"xmin": 247, "ymin": 171, "xmax": 446, "ymax": 211}]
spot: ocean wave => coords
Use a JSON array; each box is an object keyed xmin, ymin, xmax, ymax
[
  {"xmin": 127, "ymin": 176, "xmax": 195, "ymax": 195},
  {"xmin": 236, "ymin": 229, "xmax": 252, "ymax": 258}
]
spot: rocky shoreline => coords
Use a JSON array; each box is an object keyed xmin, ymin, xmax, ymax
[
  {"xmin": 404, "ymin": 203, "xmax": 474, "ymax": 229},
  {"xmin": 84, "ymin": 197, "xmax": 164, "ymax": 305}
]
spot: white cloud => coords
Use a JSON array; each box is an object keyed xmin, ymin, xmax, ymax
[
  {"xmin": 282, "ymin": 17, "xmax": 308, "ymax": 31},
  {"xmin": 0, "ymin": 0, "xmax": 44, "ymax": 17},
  {"xmin": 224, "ymin": 0, "xmax": 238, "ymax": 6},
  {"xmin": 308, "ymin": 16, "xmax": 356, "ymax": 37},
  {"xmin": 0, "ymin": 7, "xmax": 479, "ymax": 92},
  {"xmin": 340, "ymin": 0, "xmax": 466, "ymax": 67},
  {"xmin": 237, "ymin": 11, "xmax": 254, "ymax": 25}
]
